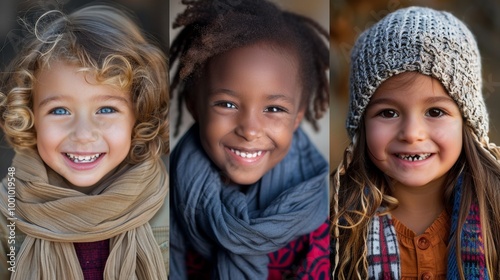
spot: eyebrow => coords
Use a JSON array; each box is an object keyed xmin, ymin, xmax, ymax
[
  {"xmin": 423, "ymin": 96, "xmax": 456, "ymax": 105},
  {"xmin": 211, "ymin": 88, "xmax": 296, "ymax": 105},
  {"xmin": 38, "ymin": 94, "xmax": 130, "ymax": 108},
  {"xmin": 368, "ymin": 96, "xmax": 455, "ymax": 107},
  {"xmin": 95, "ymin": 95, "xmax": 130, "ymax": 105},
  {"xmin": 266, "ymin": 94, "xmax": 295, "ymax": 105},
  {"xmin": 38, "ymin": 95, "xmax": 67, "ymax": 108}
]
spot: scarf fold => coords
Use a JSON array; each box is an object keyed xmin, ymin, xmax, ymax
[
  {"xmin": 367, "ymin": 176, "xmax": 489, "ymax": 279},
  {"xmin": 0, "ymin": 149, "xmax": 168, "ymax": 280},
  {"xmin": 170, "ymin": 125, "xmax": 329, "ymax": 279}
]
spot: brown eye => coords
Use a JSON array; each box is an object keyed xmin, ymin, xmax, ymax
[
  {"xmin": 214, "ymin": 101, "xmax": 237, "ymax": 109},
  {"xmin": 264, "ymin": 106, "xmax": 287, "ymax": 113},
  {"xmin": 379, "ymin": 109, "xmax": 398, "ymax": 118},
  {"xmin": 426, "ymin": 108, "xmax": 444, "ymax": 117}
]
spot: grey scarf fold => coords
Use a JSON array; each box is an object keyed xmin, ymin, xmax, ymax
[{"xmin": 170, "ymin": 125, "xmax": 328, "ymax": 279}]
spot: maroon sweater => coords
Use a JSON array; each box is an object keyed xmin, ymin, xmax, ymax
[{"xmin": 74, "ymin": 240, "xmax": 110, "ymax": 280}]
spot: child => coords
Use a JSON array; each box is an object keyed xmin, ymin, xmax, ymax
[
  {"xmin": 169, "ymin": 0, "xmax": 329, "ymax": 279},
  {"xmin": 331, "ymin": 6, "xmax": 500, "ymax": 280},
  {"xmin": 0, "ymin": 5, "xmax": 169, "ymax": 280}
]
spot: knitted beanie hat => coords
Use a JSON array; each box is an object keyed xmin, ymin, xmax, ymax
[{"xmin": 346, "ymin": 6, "xmax": 488, "ymax": 142}]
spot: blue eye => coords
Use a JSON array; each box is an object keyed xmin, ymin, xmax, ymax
[
  {"xmin": 50, "ymin": 108, "xmax": 70, "ymax": 115},
  {"xmin": 264, "ymin": 106, "xmax": 287, "ymax": 113},
  {"xmin": 97, "ymin": 107, "xmax": 116, "ymax": 114}
]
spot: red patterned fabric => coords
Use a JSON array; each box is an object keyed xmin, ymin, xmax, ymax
[
  {"xmin": 186, "ymin": 221, "xmax": 330, "ymax": 280},
  {"xmin": 74, "ymin": 240, "xmax": 110, "ymax": 280}
]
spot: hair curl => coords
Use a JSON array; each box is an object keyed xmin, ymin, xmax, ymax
[
  {"xmin": 170, "ymin": 0, "xmax": 329, "ymax": 136},
  {"xmin": 0, "ymin": 5, "xmax": 169, "ymax": 163}
]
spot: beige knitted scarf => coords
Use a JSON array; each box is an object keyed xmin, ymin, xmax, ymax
[{"xmin": 0, "ymin": 149, "xmax": 168, "ymax": 279}]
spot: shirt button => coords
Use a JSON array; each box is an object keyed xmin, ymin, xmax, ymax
[
  {"xmin": 421, "ymin": 271, "xmax": 433, "ymax": 280},
  {"xmin": 417, "ymin": 236, "xmax": 430, "ymax": 250}
]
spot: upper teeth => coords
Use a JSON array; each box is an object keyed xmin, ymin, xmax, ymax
[
  {"xmin": 230, "ymin": 148, "xmax": 262, "ymax": 158},
  {"xmin": 66, "ymin": 153, "xmax": 101, "ymax": 163},
  {"xmin": 397, "ymin": 153, "xmax": 431, "ymax": 161}
]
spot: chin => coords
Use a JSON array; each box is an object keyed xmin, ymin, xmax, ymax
[
  {"xmin": 65, "ymin": 177, "xmax": 100, "ymax": 188},
  {"xmin": 396, "ymin": 179, "xmax": 433, "ymax": 188},
  {"xmin": 228, "ymin": 175, "xmax": 261, "ymax": 186}
]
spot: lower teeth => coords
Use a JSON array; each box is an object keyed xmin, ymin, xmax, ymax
[
  {"xmin": 73, "ymin": 159, "xmax": 95, "ymax": 163},
  {"xmin": 67, "ymin": 154, "xmax": 100, "ymax": 163}
]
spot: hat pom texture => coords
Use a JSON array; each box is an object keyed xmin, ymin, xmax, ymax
[{"xmin": 346, "ymin": 6, "xmax": 488, "ymax": 141}]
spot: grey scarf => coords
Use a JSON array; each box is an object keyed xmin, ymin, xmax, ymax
[{"xmin": 170, "ymin": 125, "xmax": 328, "ymax": 279}]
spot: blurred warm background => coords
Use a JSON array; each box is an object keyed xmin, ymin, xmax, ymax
[{"xmin": 330, "ymin": 0, "xmax": 500, "ymax": 168}]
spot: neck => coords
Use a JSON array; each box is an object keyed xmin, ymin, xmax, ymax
[{"xmin": 390, "ymin": 176, "xmax": 447, "ymax": 234}]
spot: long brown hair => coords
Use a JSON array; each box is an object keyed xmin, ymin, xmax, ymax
[{"xmin": 331, "ymin": 123, "xmax": 500, "ymax": 279}]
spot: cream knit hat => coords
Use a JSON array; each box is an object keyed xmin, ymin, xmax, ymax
[{"xmin": 346, "ymin": 6, "xmax": 488, "ymax": 142}]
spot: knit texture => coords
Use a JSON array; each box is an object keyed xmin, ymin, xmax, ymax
[
  {"xmin": 366, "ymin": 177, "xmax": 489, "ymax": 280},
  {"xmin": 74, "ymin": 240, "xmax": 109, "ymax": 280},
  {"xmin": 184, "ymin": 221, "xmax": 330, "ymax": 279},
  {"xmin": 447, "ymin": 178, "xmax": 488, "ymax": 280},
  {"xmin": 347, "ymin": 6, "xmax": 488, "ymax": 142}
]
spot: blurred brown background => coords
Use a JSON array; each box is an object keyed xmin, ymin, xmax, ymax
[
  {"xmin": 0, "ymin": 0, "xmax": 168, "ymax": 179},
  {"xmin": 330, "ymin": 0, "xmax": 500, "ymax": 168}
]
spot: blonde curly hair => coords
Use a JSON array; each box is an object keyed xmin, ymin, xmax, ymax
[{"xmin": 0, "ymin": 5, "xmax": 169, "ymax": 163}]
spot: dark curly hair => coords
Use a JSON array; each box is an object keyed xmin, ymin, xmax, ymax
[{"xmin": 170, "ymin": 0, "xmax": 329, "ymax": 136}]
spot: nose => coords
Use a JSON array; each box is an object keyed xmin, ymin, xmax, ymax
[
  {"xmin": 69, "ymin": 115, "xmax": 99, "ymax": 143},
  {"xmin": 398, "ymin": 115, "xmax": 427, "ymax": 143},
  {"xmin": 234, "ymin": 109, "xmax": 263, "ymax": 141}
]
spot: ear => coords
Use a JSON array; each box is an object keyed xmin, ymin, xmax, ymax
[{"xmin": 293, "ymin": 107, "xmax": 306, "ymax": 130}]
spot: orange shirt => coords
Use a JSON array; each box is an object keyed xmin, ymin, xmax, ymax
[{"xmin": 392, "ymin": 210, "xmax": 451, "ymax": 280}]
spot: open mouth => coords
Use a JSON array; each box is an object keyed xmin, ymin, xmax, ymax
[
  {"xmin": 396, "ymin": 153, "xmax": 431, "ymax": 162},
  {"xmin": 229, "ymin": 148, "xmax": 263, "ymax": 159},
  {"xmin": 65, "ymin": 153, "xmax": 103, "ymax": 163}
]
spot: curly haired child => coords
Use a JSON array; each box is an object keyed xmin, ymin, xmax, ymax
[
  {"xmin": 169, "ymin": 0, "xmax": 330, "ymax": 279},
  {"xmin": 331, "ymin": 6, "xmax": 500, "ymax": 280},
  {"xmin": 0, "ymin": 5, "xmax": 169, "ymax": 280}
]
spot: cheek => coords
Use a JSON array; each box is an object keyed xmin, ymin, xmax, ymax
[
  {"xmin": 198, "ymin": 105, "xmax": 238, "ymax": 145},
  {"xmin": 200, "ymin": 116, "xmax": 229, "ymax": 145},
  {"xmin": 432, "ymin": 121, "xmax": 463, "ymax": 156},
  {"xmin": 35, "ymin": 121, "xmax": 62, "ymax": 150},
  {"xmin": 100, "ymin": 117, "xmax": 135, "ymax": 155},
  {"xmin": 365, "ymin": 120, "xmax": 389, "ymax": 157},
  {"xmin": 112, "ymin": 123, "xmax": 134, "ymax": 145},
  {"xmin": 269, "ymin": 123, "xmax": 294, "ymax": 147}
]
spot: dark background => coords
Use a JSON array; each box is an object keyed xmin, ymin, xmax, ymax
[{"xmin": 0, "ymin": 0, "xmax": 169, "ymax": 178}]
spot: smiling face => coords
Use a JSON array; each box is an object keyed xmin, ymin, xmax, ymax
[
  {"xmin": 191, "ymin": 43, "xmax": 305, "ymax": 185},
  {"xmin": 364, "ymin": 72, "xmax": 463, "ymax": 190},
  {"xmin": 33, "ymin": 61, "xmax": 136, "ymax": 190}
]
